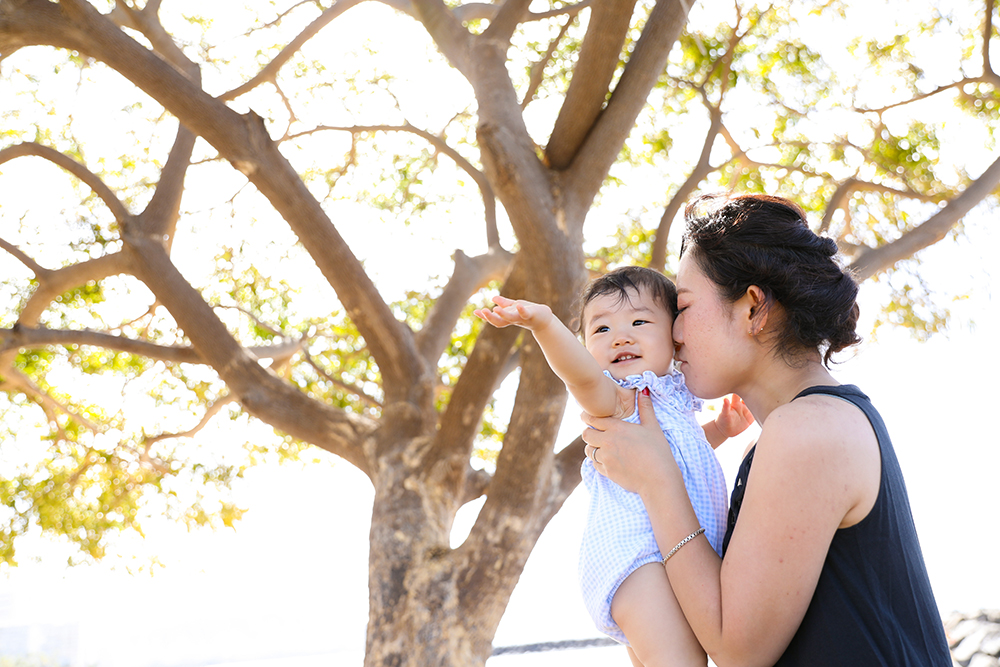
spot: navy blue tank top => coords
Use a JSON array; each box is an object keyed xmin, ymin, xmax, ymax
[{"xmin": 722, "ymin": 385, "xmax": 951, "ymax": 666}]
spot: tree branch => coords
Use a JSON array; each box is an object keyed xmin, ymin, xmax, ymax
[
  {"xmin": 0, "ymin": 142, "xmax": 130, "ymax": 224},
  {"xmin": 818, "ymin": 177, "xmax": 947, "ymax": 238},
  {"xmin": 481, "ymin": 0, "xmax": 532, "ymax": 44},
  {"xmin": 431, "ymin": 260, "xmax": 533, "ymax": 467},
  {"xmin": 854, "ymin": 79, "xmax": 969, "ymax": 115},
  {"xmin": 292, "ymin": 122, "xmax": 499, "ymax": 246},
  {"xmin": 220, "ymin": 0, "xmax": 365, "ymax": 101},
  {"xmin": 1, "ymin": 366, "xmax": 100, "ymax": 433},
  {"xmin": 819, "ymin": 177, "xmax": 858, "ymax": 234},
  {"xmin": 383, "ymin": 0, "xmax": 594, "ymax": 23},
  {"xmin": 650, "ymin": 105, "xmax": 723, "ymax": 270},
  {"xmin": 27, "ymin": 0, "xmax": 424, "ymax": 398},
  {"xmin": 456, "ymin": 340, "xmax": 568, "ymax": 615},
  {"xmin": 552, "ymin": 435, "xmax": 585, "ymax": 503},
  {"xmin": 527, "ymin": 0, "xmax": 594, "ymax": 21},
  {"xmin": 119, "ymin": 230, "xmax": 375, "ymax": 474},
  {"xmin": 461, "ymin": 466, "xmax": 491, "ymax": 504},
  {"xmin": 138, "ymin": 123, "xmax": 198, "ymax": 245},
  {"xmin": 848, "ymin": 153, "xmax": 1000, "ymax": 280},
  {"xmin": 985, "ymin": 0, "xmax": 997, "ymax": 80},
  {"xmin": 1, "ymin": 325, "xmax": 308, "ymax": 365},
  {"xmin": 520, "ymin": 14, "xmax": 572, "ymax": 111},
  {"xmin": 16, "ymin": 253, "xmax": 131, "ymax": 327},
  {"xmin": 213, "ymin": 304, "xmax": 284, "ymax": 338},
  {"xmin": 853, "ymin": 0, "xmax": 1000, "ymax": 115},
  {"xmin": 0, "ymin": 237, "xmax": 48, "ymax": 277},
  {"xmin": 415, "ymin": 247, "xmax": 513, "ymax": 364},
  {"xmin": 650, "ymin": 13, "xmax": 752, "ymax": 270},
  {"xmin": 546, "ymin": 0, "xmax": 636, "ymax": 169},
  {"xmin": 141, "ymin": 393, "xmax": 237, "ymax": 447},
  {"xmin": 408, "ymin": 0, "xmax": 476, "ymax": 80},
  {"xmin": 433, "ymin": 319, "xmax": 520, "ymax": 468},
  {"xmin": 303, "ymin": 351, "xmax": 384, "ymax": 409},
  {"xmin": 565, "ymin": 0, "xmax": 693, "ymax": 220},
  {"xmin": 108, "ymin": 0, "xmax": 199, "ymax": 80}
]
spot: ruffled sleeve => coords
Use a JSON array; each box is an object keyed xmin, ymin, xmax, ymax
[{"xmin": 605, "ymin": 369, "xmax": 703, "ymax": 413}]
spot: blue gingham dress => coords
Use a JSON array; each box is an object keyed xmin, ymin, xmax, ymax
[{"xmin": 578, "ymin": 370, "xmax": 728, "ymax": 645}]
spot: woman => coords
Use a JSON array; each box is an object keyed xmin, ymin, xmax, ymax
[{"xmin": 581, "ymin": 194, "xmax": 952, "ymax": 667}]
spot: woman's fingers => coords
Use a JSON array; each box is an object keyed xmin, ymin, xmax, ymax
[{"xmin": 636, "ymin": 387, "xmax": 656, "ymax": 424}]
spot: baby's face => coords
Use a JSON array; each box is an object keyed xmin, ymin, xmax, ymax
[{"xmin": 582, "ymin": 287, "xmax": 676, "ymax": 381}]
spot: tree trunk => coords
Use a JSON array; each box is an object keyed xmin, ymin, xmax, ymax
[
  {"xmin": 363, "ymin": 204, "xmax": 586, "ymax": 667},
  {"xmin": 366, "ymin": 450, "xmax": 488, "ymax": 666}
]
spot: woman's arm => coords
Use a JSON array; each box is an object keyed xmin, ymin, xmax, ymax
[{"xmin": 581, "ymin": 392, "xmax": 879, "ymax": 667}]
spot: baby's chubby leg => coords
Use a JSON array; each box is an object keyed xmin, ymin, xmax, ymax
[{"xmin": 611, "ymin": 562, "xmax": 707, "ymax": 667}]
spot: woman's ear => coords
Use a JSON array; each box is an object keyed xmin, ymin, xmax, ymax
[{"xmin": 744, "ymin": 285, "xmax": 769, "ymax": 336}]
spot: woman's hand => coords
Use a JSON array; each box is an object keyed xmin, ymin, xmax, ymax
[{"xmin": 581, "ymin": 388, "xmax": 677, "ymax": 496}]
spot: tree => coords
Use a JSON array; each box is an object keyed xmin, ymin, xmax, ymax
[{"xmin": 0, "ymin": 0, "xmax": 997, "ymax": 664}]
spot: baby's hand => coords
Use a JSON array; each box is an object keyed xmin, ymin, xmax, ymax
[
  {"xmin": 715, "ymin": 394, "xmax": 754, "ymax": 438},
  {"xmin": 474, "ymin": 295, "xmax": 553, "ymax": 331}
]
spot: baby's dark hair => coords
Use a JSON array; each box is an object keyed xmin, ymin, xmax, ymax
[
  {"xmin": 680, "ymin": 193, "xmax": 861, "ymax": 366},
  {"xmin": 577, "ymin": 266, "xmax": 677, "ymax": 338}
]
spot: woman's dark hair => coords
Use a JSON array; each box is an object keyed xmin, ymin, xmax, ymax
[
  {"xmin": 577, "ymin": 265, "xmax": 677, "ymax": 337},
  {"xmin": 680, "ymin": 193, "xmax": 861, "ymax": 366}
]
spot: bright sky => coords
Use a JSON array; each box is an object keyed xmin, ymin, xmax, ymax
[{"xmin": 2, "ymin": 2, "xmax": 999, "ymax": 666}]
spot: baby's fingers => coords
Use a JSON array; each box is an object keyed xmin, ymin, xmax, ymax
[
  {"xmin": 475, "ymin": 307, "xmax": 513, "ymax": 328},
  {"xmin": 491, "ymin": 295, "xmax": 516, "ymax": 308}
]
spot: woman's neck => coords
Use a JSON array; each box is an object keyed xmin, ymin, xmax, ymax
[{"xmin": 740, "ymin": 358, "xmax": 838, "ymax": 425}]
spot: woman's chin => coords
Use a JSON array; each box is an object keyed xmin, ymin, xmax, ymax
[{"xmin": 677, "ymin": 369, "xmax": 722, "ymax": 400}]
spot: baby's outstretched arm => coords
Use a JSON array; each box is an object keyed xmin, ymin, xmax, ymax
[
  {"xmin": 701, "ymin": 394, "xmax": 755, "ymax": 449},
  {"xmin": 475, "ymin": 296, "xmax": 624, "ymax": 417}
]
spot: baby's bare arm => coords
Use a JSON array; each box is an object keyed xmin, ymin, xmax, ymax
[
  {"xmin": 475, "ymin": 296, "xmax": 620, "ymax": 416},
  {"xmin": 702, "ymin": 395, "xmax": 755, "ymax": 448}
]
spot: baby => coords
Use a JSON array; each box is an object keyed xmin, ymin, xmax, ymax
[{"xmin": 475, "ymin": 266, "xmax": 752, "ymax": 667}]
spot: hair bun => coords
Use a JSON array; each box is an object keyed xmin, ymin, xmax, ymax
[{"xmin": 818, "ymin": 236, "xmax": 838, "ymax": 257}]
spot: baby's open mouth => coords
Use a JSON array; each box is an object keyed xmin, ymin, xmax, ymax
[{"xmin": 613, "ymin": 353, "xmax": 639, "ymax": 363}]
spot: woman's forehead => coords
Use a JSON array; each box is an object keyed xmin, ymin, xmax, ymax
[{"xmin": 675, "ymin": 253, "xmax": 706, "ymax": 290}]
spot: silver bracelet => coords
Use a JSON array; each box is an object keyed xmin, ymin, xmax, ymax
[{"xmin": 662, "ymin": 527, "xmax": 705, "ymax": 563}]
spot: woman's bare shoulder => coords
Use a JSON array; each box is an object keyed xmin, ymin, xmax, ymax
[
  {"xmin": 755, "ymin": 392, "xmax": 880, "ymax": 526},
  {"xmin": 762, "ymin": 392, "xmax": 875, "ymax": 449}
]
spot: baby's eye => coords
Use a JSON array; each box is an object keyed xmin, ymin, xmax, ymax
[
  {"xmin": 633, "ymin": 319, "xmax": 649, "ymax": 326},
  {"xmin": 592, "ymin": 325, "xmax": 609, "ymax": 334}
]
